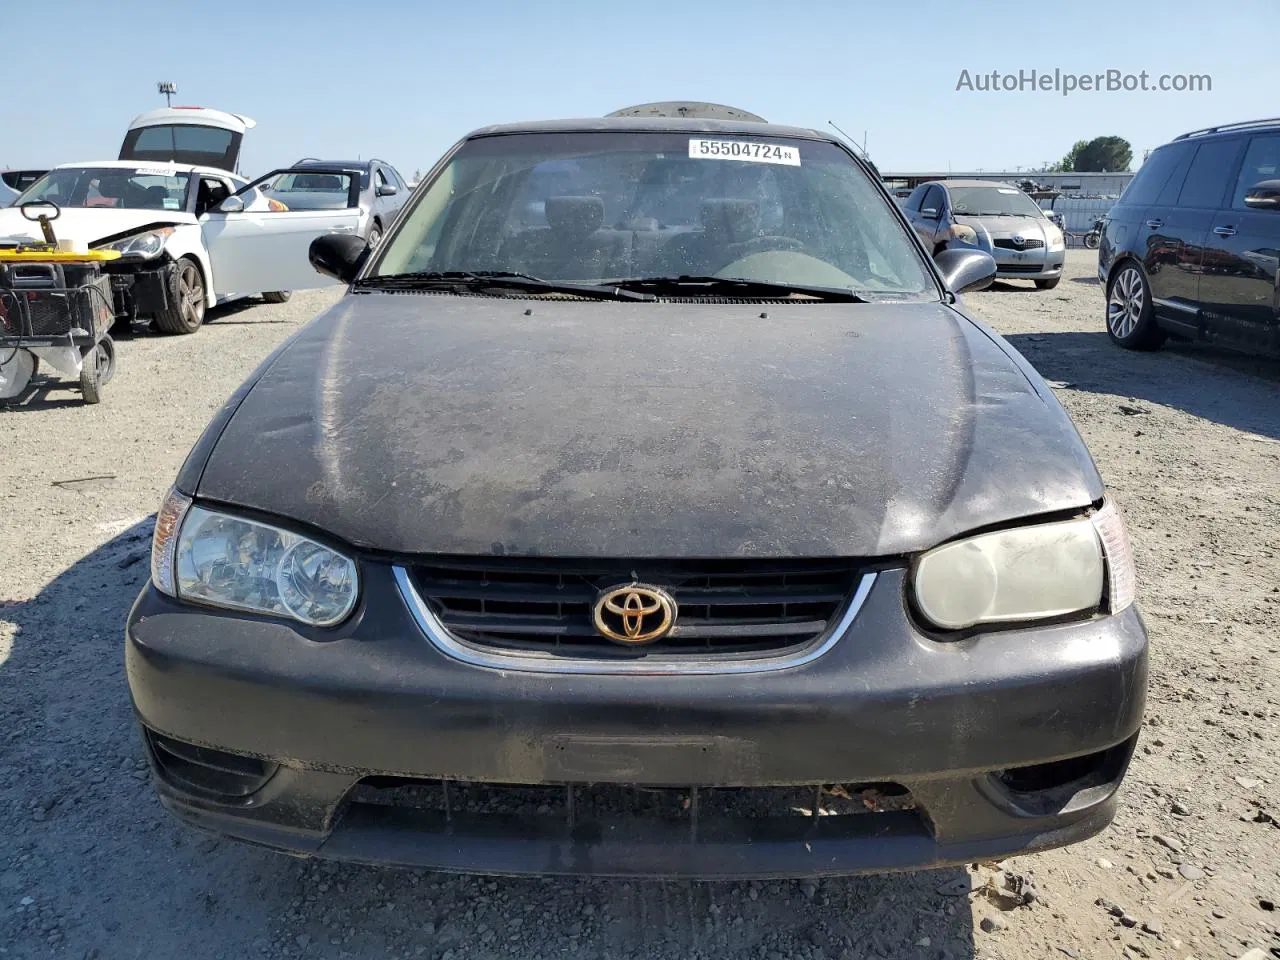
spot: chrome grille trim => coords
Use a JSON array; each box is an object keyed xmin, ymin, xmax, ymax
[{"xmin": 394, "ymin": 565, "xmax": 877, "ymax": 676}]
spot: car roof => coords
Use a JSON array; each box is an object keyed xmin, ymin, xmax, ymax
[
  {"xmin": 464, "ymin": 116, "xmax": 837, "ymax": 143},
  {"xmin": 1172, "ymin": 117, "xmax": 1280, "ymax": 142},
  {"xmin": 925, "ymin": 179, "xmax": 1025, "ymax": 189},
  {"xmin": 126, "ymin": 107, "xmax": 255, "ymax": 133},
  {"xmin": 54, "ymin": 159, "xmax": 244, "ymax": 179},
  {"xmin": 295, "ymin": 159, "xmax": 379, "ymax": 170}
]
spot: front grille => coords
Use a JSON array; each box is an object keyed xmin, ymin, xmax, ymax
[
  {"xmin": 993, "ymin": 238, "xmax": 1045, "ymax": 250},
  {"xmin": 411, "ymin": 557, "xmax": 862, "ymax": 657},
  {"xmin": 998, "ymin": 263, "xmax": 1046, "ymax": 274}
]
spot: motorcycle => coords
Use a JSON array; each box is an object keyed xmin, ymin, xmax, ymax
[{"xmin": 1084, "ymin": 217, "xmax": 1105, "ymax": 249}]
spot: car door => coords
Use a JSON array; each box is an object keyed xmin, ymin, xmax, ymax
[
  {"xmin": 1142, "ymin": 138, "xmax": 1241, "ymax": 330},
  {"xmin": 1198, "ymin": 133, "xmax": 1280, "ymax": 354},
  {"xmin": 913, "ymin": 185, "xmax": 946, "ymax": 249},
  {"xmin": 374, "ymin": 166, "xmax": 403, "ymax": 219},
  {"xmin": 200, "ymin": 167, "xmax": 363, "ymax": 295}
]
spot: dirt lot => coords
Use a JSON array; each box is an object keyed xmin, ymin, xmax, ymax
[{"xmin": 1, "ymin": 250, "xmax": 1277, "ymax": 960}]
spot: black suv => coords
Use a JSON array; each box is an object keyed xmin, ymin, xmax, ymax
[{"xmin": 1099, "ymin": 117, "xmax": 1280, "ymax": 356}]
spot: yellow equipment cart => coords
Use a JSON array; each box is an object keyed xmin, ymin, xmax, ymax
[{"xmin": 0, "ymin": 237, "xmax": 122, "ymax": 405}]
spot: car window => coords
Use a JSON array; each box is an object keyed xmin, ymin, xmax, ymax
[
  {"xmin": 376, "ymin": 168, "xmax": 391, "ymax": 191},
  {"xmin": 390, "ymin": 167, "xmax": 407, "ymax": 189},
  {"xmin": 262, "ymin": 171, "xmax": 355, "ymax": 210},
  {"xmin": 1175, "ymin": 139, "xmax": 1242, "ymax": 209},
  {"xmin": 1118, "ymin": 145, "xmax": 1185, "ymax": 207},
  {"xmin": 920, "ymin": 185, "xmax": 942, "ymax": 215},
  {"xmin": 1231, "ymin": 135, "xmax": 1280, "ymax": 210},
  {"xmin": 1152, "ymin": 143, "xmax": 1195, "ymax": 206},
  {"xmin": 947, "ymin": 185, "xmax": 1043, "ymax": 217},
  {"xmin": 375, "ymin": 132, "xmax": 936, "ymax": 297},
  {"xmin": 121, "ymin": 125, "xmax": 240, "ymax": 171},
  {"xmin": 17, "ymin": 166, "xmax": 191, "ymax": 210}
]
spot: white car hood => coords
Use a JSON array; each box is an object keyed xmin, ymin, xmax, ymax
[{"xmin": 0, "ymin": 207, "xmax": 196, "ymax": 247}]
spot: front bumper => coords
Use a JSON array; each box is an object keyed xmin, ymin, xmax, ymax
[
  {"xmin": 993, "ymin": 251, "xmax": 1064, "ymax": 280},
  {"xmin": 125, "ymin": 565, "xmax": 1148, "ymax": 878}
]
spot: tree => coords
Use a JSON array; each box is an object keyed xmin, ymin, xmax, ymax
[
  {"xmin": 1055, "ymin": 140, "xmax": 1089, "ymax": 172},
  {"xmin": 1056, "ymin": 136, "xmax": 1133, "ymax": 173}
]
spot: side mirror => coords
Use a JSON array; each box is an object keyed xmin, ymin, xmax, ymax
[
  {"xmin": 309, "ymin": 232, "xmax": 370, "ymax": 283},
  {"xmin": 217, "ymin": 195, "xmax": 245, "ymax": 214},
  {"xmin": 1244, "ymin": 179, "xmax": 1280, "ymax": 210},
  {"xmin": 934, "ymin": 247, "xmax": 998, "ymax": 295},
  {"xmin": 920, "ymin": 206, "xmax": 940, "ymax": 220},
  {"xmin": 376, "ymin": 182, "xmax": 399, "ymax": 197}
]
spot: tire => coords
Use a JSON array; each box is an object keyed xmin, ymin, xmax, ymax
[
  {"xmin": 1035, "ymin": 277, "xmax": 1061, "ymax": 290},
  {"xmin": 79, "ymin": 336, "xmax": 115, "ymax": 404},
  {"xmin": 1106, "ymin": 262, "xmax": 1165, "ymax": 350},
  {"xmin": 263, "ymin": 291, "xmax": 292, "ymax": 303},
  {"xmin": 154, "ymin": 257, "xmax": 206, "ymax": 335},
  {"xmin": 1084, "ymin": 232, "xmax": 1100, "ymax": 249}
]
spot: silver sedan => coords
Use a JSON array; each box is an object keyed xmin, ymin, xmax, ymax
[{"xmin": 903, "ymin": 179, "xmax": 1066, "ymax": 289}]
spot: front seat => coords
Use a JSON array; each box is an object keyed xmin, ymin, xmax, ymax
[
  {"xmin": 659, "ymin": 198, "xmax": 761, "ymax": 275},
  {"xmin": 142, "ymin": 185, "xmax": 170, "ymax": 209},
  {"xmin": 501, "ymin": 196, "xmax": 631, "ymax": 281}
]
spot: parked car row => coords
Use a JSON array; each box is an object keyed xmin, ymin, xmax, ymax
[{"xmin": 0, "ymin": 107, "xmax": 409, "ymax": 335}]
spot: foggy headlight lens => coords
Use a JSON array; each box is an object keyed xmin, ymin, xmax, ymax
[
  {"xmin": 171, "ymin": 505, "xmax": 358, "ymax": 626},
  {"xmin": 100, "ymin": 227, "xmax": 175, "ymax": 259},
  {"xmin": 913, "ymin": 516, "xmax": 1105, "ymax": 631},
  {"xmin": 1046, "ymin": 225, "xmax": 1065, "ymax": 251},
  {"xmin": 948, "ymin": 223, "xmax": 978, "ymax": 244}
]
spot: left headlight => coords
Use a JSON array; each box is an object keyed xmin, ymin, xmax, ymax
[
  {"xmin": 151, "ymin": 491, "xmax": 359, "ymax": 627},
  {"xmin": 98, "ymin": 227, "xmax": 175, "ymax": 259},
  {"xmin": 1046, "ymin": 224, "xmax": 1065, "ymax": 251},
  {"xmin": 912, "ymin": 501, "xmax": 1135, "ymax": 631}
]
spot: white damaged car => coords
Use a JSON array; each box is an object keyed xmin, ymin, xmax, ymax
[{"xmin": 0, "ymin": 160, "xmax": 367, "ymax": 333}]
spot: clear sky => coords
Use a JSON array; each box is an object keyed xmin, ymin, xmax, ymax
[{"xmin": 3, "ymin": 0, "xmax": 1274, "ymax": 177}]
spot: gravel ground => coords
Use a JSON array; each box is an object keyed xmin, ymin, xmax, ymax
[{"xmin": 1, "ymin": 251, "xmax": 1277, "ymax": 960}]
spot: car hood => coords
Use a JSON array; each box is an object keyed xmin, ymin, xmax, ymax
[
  {"xmin": 0, "ymin": 207, "xmax": 194, "ymax": 247},
  {"xmin": 954, "ymin": 213, "xmax": 1049, "ymax": 235},
  {"xmin": 193, "ymin": 294, "xmax": 1102, "ymax": 558}
]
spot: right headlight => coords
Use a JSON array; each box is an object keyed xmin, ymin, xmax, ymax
[
  {"xmin": 912, "ymin": 500, "xmax": 1135, "ymax": 631},
  {"xmin": 97, "ymin": 227, "xmax": 175, "ymax": 259},
  {"xmin": 150, "ymin": 489, "xmax": 359, "ymax": 627}
]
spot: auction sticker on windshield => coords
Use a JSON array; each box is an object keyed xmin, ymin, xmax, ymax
[{"xmin": 688, "ymin": 139, "xmax": 801, "ymax": 166}]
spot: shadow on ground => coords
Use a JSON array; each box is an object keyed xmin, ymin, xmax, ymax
[
  {"xmin": 1005, "ymin": 330, "xmax": 1280, "ymax": 439},
  {"xmin": 0, "ymin": 524, "xmax": 983, "ymax": 960}
]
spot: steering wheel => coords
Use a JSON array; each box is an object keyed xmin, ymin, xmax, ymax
[{"xmin": 725, "ymin": 235, "xmax": 807, "ymax": 258}]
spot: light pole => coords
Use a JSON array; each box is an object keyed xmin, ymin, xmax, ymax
[{"xmin": 157, "ymin": 81, "xmax": 177, "ymax": 107}]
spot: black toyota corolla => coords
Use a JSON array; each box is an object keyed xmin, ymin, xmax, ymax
[{"xmin": 126, "ymin": 105, "xmax": 1147, "ymax": 879}]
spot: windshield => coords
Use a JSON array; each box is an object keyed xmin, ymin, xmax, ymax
[
  {"xmin": 373, "ymin": 132, "xmax": 935, "ymax": 297},
  {"xmin": 120, "ymin": 124, "xmax": 241, "ymax": 171},
  {"xmin": 262, "ymin": 171, "xmax": 356, "ymax": 211},
  {"xmin": 948, "ymin": 186, "xmax": 1045, "ymax": 218},
  {"xmin": 17, "ymin": 167, "xmax": 191, "ymax": 211}
]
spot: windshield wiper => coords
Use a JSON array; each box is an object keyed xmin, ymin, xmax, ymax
[
  {"xmin": 607, "ymin": 275, "xmax": 869, "ymax": 302},
  {"xmin": 352, "ymin": 270, "xmax": 654, "ymax": 301}
]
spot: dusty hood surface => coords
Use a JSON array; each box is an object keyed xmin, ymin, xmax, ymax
[
  {"xmin": 192, "ymin": 293, "xmax": 1102, "ymax": 558},
  {"xmin": 955, "ymin": 213, "xmax": 1050, "ymax": 237},
  {"xmin": 0, "ymin": 207, "xmax": 194, "ymax": 247}
]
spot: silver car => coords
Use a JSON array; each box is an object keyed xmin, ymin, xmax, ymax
[{"xmin": 904, "ymin": 180, "xmax": 1066, "ymax": 289}]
